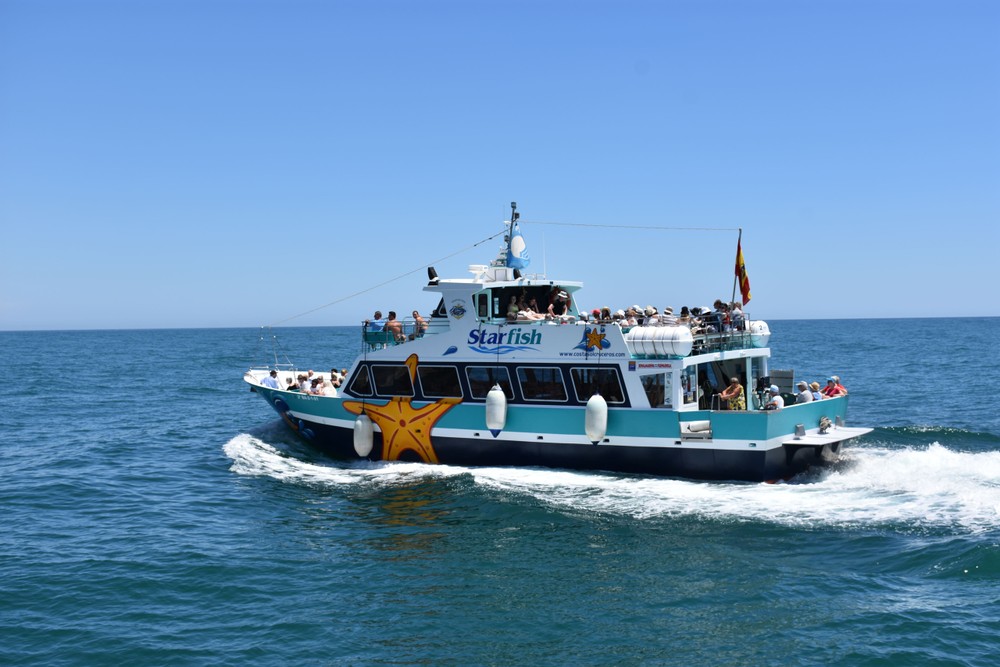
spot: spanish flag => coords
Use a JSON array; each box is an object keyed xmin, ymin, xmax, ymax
[{"xmin": 735, "ymin": 237, "xmax": 751, "ymax": 305}]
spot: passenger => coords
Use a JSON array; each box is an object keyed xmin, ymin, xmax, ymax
[
  {"xmin": 612, "ymin": 309, "xmax": 626, "ymax": 326},
  {"xmin": 795, "ymin": 381, "xmax": 814, "ymax": 403},
  {"xmin": 729, "ymin": 302, "xmax": 745, "ymax": 330},
  {"xmin": 822, "ymin": 376, "xmax": 848, "ymax": 398},
  {"xmin": 518, "ymin": 297, "xmax": 547, "ymax": 321},
  {"xmin": 547, "ymin": 288, "xmax": 571, "ymax": 317},
  {"xmin": 645, "ymin": 306, "xmax": 659, "ymax": 325},
  {"xmin": 297, "ymin": 374, "xmax": 310, "ymax": 391},
  {"xmin": 660, "ymin": 307, "xmax": 677, "ymax": 326},
  {"xmin": 600, "ymin": 306, "xmax": 612, "ymax": 323},
  {"xmin": 809, "ymin": 381, "xmax": 823, "ymax": 401},
  {"xmin": 321, "ymin": 379, "xmax": 338, "ymax": 397},
  {"xmin": 507, "ymin": 295, "xmax": 520, "ymax": 321},
  {"xmin": 309, "ymin": 378, "xmax": 324, "ymax": 395},
  {"xmin": 385, "ymin": 311, "xmax": 405, "ymax": 342},
  {"xmin": 677, "ymin": 306, "xmax": 692, "ymax": 327},
  {"xmin": 286, "ymin": 377, "xmax": 298, "ymax": 392},
  {"xmin": 261, "ymin": 370, "xmax": 280, "ymax": 389},
  {"xmin": 718, "ymin": 376, "xmax": 746, "ymax": 410},
  {"xmin": 762, "ymin": 385, "xmax": 784, "ymax": 411},
  {"xmin": 366, "ymin": 311, "xmax": 385, "ymax": 332},
  {"xmin": 411, "ymin": 310, "xmax": 428, "ymax": 336},
  {"xmin": 705, "ymin": 300, "xmax": 725, "ymax": 331},
  {"xmin": 688, "ymin": 307, "xmax": 707, "ymax": 334},
  {"xmin": 591, "ymin": 308, "xmax": 602, "ymax": 322}
]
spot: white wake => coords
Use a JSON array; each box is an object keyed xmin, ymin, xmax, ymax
[{"xmin": 224, "ymin": 435, "xmax": 1000, "ymax": 533}]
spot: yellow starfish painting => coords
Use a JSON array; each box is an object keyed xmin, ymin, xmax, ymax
[
  {"xmin": 585, "ymin": 327, "xmax": 607, "ymax": 351},
  {"xmin": 342, "ymin": 354, "xmax": 462, "ymax": 463}
]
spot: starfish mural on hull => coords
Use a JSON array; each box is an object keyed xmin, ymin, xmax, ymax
[{"xmin": 343, "ymin": 353, "xmax": 462, "ymax": 463}]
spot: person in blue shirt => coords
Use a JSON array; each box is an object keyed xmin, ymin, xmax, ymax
[
  {"xmin": 261, "ymin": 370, "xmax": 280, "ymax": 389},
  {"xmin": 367, "ymin": 311, "xmax": 385, "ymax": 332}
]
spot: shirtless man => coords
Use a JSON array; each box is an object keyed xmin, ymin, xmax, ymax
[{"xmin": 385, "ymin": 311, "xmax": 405, "ymax": 341}]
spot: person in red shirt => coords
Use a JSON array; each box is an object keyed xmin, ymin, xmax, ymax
[{"xmin": 822, "ymin": 376, "xmax": 848, "ymax": 398}]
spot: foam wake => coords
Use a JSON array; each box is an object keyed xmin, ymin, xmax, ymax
[{"xmin": 224, "ymin": 435, "xmax": 1000, "ymax": 534}]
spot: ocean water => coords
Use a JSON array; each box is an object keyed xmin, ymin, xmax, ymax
[{"xmin": 2, "ymin": 318, "xmax": 999, "ymax": 666}]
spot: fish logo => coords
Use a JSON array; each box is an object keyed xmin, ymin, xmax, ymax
[{"xmin": 575, "ymin": 326, "xmax": 611, "ymax": 352}]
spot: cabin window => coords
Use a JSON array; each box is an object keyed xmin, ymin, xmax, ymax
[
  {"xmin": 517, "ymin": 366, "xmax": 568, "ymax": 402},
  {"xmin": 570, "ymin": 368, "xmax": 625, "ymax": 404},
  {"xmin": 476, "ymin": 292, "xmax": 490, "ymax": 319},
  {"xmin": 347, "ymin": 365, "xmax": 373, "ymax": 397},
  {"xmin": 641, "ymin": 373, "xmax": 672, "ymax": 409},
  {"xmin": 681, "ymin": 366, "xmax": 698, "ymax": 405},
  {"xmin": 749, "ymin": 357, "xmax": 768, "ymax": 409},
  {"xmin": 466, "ymin": 366, "xmax": 514, "ymax": 400},
  {"xmin": 372, "ymin": 365, "xmax": 414, "ymax": 397},
  {"xmin": 433, "ymin": 298, "xmax": 447, "ymax": 318},
  {"xmin": 417, "ymin": 365, "xmax": 463, "ymax": 398}
]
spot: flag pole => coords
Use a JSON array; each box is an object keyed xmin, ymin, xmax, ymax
[{"xmin": 730, "ymin": 227, "xmax": 742, "ymax": 306}]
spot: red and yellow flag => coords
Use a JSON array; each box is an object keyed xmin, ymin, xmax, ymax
[{"xmin": 735, "ymin": 239, "xmax": 751, "ymax": 305}]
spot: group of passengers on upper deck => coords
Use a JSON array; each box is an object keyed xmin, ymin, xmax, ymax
[
  {"xmin": 508, "ymin": 288, "xmax": 746, "ymax": 335},
  {"xmin": 506, "ymin": 286, "xmax": 574, "ymax": 322},
  {"xmin": 365, "ymin": 309, "xmax": 428, "ymax": 342}
]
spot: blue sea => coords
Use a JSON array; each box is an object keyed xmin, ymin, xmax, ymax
[{"xmin": 3, "ymin": 318, "xmax": 999, "ymax": 666}]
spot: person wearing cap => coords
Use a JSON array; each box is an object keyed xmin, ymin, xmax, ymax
[
  {"xmin": 762, "ymin": 385, "xmax": 784, "ymax": 411},
  {"xmin": 822, "ymin": 376, "xmax": 848, "ymax": 398},
  {"xmin": 718, "ymin": 376, "xmax": 746, "ymax": 410},
  {"xmin": 795, "ymin": 380, "xmax": 813, "ymax": 404},
  {"xmin": 660, "ymin": 306, "xmax": 677, "ymax": 326},
  {"xmin": 261, "ymin": 369, "xmax": 280, "ymax": 389},
  {"xmin": 809, "ymin": 381, "xmax": 823, "ymax": 401}
]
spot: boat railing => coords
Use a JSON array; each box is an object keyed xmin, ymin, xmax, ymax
[
  {"xmin": 360, "ymin": 319, "xmax": 429, "ymax": 349},
  {"xmin": 691, "ymin": 329, "xmax": 756, "ymax": 354}
]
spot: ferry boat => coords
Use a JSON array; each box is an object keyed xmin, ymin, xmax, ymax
[{"xmin": 244, "ymin": 205, "xmax": 870, "ymax": 482}]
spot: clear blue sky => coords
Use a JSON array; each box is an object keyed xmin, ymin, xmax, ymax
[{"xmin": 2, "ymin": 0, "xmax": 997, "ymax": 331}]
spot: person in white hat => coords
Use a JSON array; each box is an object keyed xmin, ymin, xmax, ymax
[
  {"xmin": 763, "ymin": 384, "xmax": 784, "ymax": 411},
  {"xmin": 795, "ymin": 380, "xmax": 813, "ymax": 404}
]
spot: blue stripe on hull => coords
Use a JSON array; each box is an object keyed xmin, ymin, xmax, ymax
[{"xmin": 281, "ymin": 418, "xmax": 837, "ymax": 483}]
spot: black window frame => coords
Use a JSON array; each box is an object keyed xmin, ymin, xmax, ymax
[
  {"xmin": 416, "ymin": 365, "xmax": 464, "ymax": 398},
  {"xmin": 371, "ymin": 364, "xmax": 415, "ymax": 397},
  {"xmin": 516, "ymin": 366, "xmax": 569, "ymax": 403},
  {"xmin": 569, "ymin": 367, "xmax": 626, "ymax": 404},
  {"xmin": 465, "ymin": 365, "xmax": 514, "ymax": 400}
]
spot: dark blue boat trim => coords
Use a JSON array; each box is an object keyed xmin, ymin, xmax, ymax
[{"xmin": 281, "ymin": 417, "xmax": 840, "ymax": 483}]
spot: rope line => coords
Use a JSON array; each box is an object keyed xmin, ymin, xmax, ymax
[
  {"xmin": 266, "ymin": 221, "xmax": 736, "ymax": 327},
  {"xmin": 523, "ymin": 220, "xmax": 739, "ymax": 232},
  {"xmin": 267, "ymin": 228, "xmax": 507, "ymax": 327}
]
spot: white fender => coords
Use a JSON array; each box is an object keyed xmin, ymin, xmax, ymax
[
  {"xmin": 485, "ymin": 384, "xmax": 507, "ymax": 437},
  {"xmin": 685, "ymin": 420, "xmax": 712, "ymax": 433},
  {"xmin": 353, "ymin": 413, "xmax": 374, "ymax": 457},
  {"xmin": 749, "ymin": 320, "xmax": 771, "ymax": 348},
  {"xmin": 585, "ymin": 393, "xmax": 608, "ymax": 444}
]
